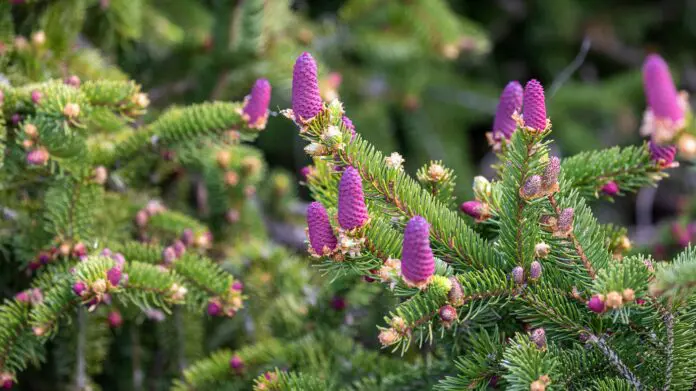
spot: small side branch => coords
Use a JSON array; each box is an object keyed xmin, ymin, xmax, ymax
[
  {"xmin": 548, "ymin": 195, "xmax": 596, "ymax": 278},
  {"xmin": 663, "ymin": 312, "xmax": 674, "ymax": 391},
  {"xmin": 75, "ymin": 308, "xmax": 87, "ymax": 391},
  {"xmin": 589, "ymin": 334, "xmax": 642, "ymax": 390}
]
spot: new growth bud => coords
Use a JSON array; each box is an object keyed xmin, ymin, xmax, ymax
[
  {"xmin": 541, "ymin": 156, "xmax": 560, "ymax": 192},
  {"xmin": 378, "ymin": 328, "xmax": 400, "ymax": 347},
  {"xmin": 529, "ymin": 261, "xmax": 542, "ymax": 280},
  {"xmin": 530, "ymin": 328, "xmax": 546, "ymax": 349},
  {"xmin": 605, "ymin": 291, "xmax": 623, "ymax": 309},
  {"xmin": 460, "ymin": 200, "xmax": 490, "ymax": 222},
  {"xmin": 648, "ymin": 140, "xmax": 677, "ymax": 168},
  {"xmin": 520, "ymin": 175, "xmax": 542, "ymax": 199},
  {"xmin": 534, "ymin": 242, "xmax": 550, "ymax": 258},
  {"xmin": 512, "ymin": 266, "xmax": 525, "ymax": 284},
  {"xmin": 555, "ymin": 208, "xmax": 574, "ymax": 237},
  {"xmin": 438, "ymin": 305, "xmax": 457, "ymax": 327},
  {"xmin": 63, "ymin": 103, "xmax": 80, "ymax": 118},
  {"xmin": 385, "ymin": 152, "xmax": 404, "ymax": 170},
  {"xmin": 601, "ymin": 181, "xmax": 619, "ymax": 196},
  {"xmin": 587, "ymin": 294, "xmax": 605, "ymax": 313}
]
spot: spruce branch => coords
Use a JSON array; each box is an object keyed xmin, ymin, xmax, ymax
[
  {"xmin": 588, "ymin": 334, "xmax": 643, "ymax": 390},
  {"xmin": 561, "ymin": 144, "xmax": 665, "ymax": 200},
  {"xmin": 662, "ymin": 312, "xmax": 674, "ymax": 391},
  {"xmin": 297, "ymin": 108, "xmax": 499, "ymax": 271},
  {"xmin": 547, "ymin": 194, "xmax": 596, "ymax": 279}
]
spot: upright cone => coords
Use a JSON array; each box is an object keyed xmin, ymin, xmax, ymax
[
  {"xmin": 306, "ymin": 202, "xmax": 338, "ymax": 254},
  {"xmin": 401, "ymin": 216, "xmax": 435, "ymax": 286},
  {"xmin": 242, "ymin": 78, "xmax": 271, "ymax": 129},
  {"xmin": 292, "ymin": 52, "xmax": 322, "ymax": 123},
  {"xmin": 523, "ymin": 79, "xmax": 547, "ymax": 131},
  {"xmin": 337, "ymin": 167, "xmax": 369, "ymax": 229}
]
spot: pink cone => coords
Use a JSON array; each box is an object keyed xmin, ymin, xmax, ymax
[
  {"xmin": 306, "ymin": 202, "xmax": 337, "ymax": 253},
  {"xmin": 642, "ymin": 54, "xmax": 683, "ymax": 122},
  {"xmin": 522, "ymin": 79, "xmax": 547, "ymax": 131},
  {"xmin": 242, "ymin": 78, "xmax": 271, "ymax": 128},
  {"xmin": 492, "ymin": 81, "xmax": 523, "ymax": 138},
  {"xmin": 337, "ymin": 167, "xmax": 369, "ymax": 230},
  {"xmin": 401, "ymin": 216, "xmax": 435, "ymax": 284},
  {"xmin": 292, "ymin": 52, "xmax": 322, "ymax": 122}
]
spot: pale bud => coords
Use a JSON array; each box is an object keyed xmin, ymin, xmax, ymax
[
  {"xmin": 63, "ymin": 103, "xmax": 80, "ymax": 118},
  {"xmin": 473, "ymin": 176, "xmax": 491, "ymax": 198},
  {"xmin": 24, "ymin": 123, "xmax": 38, "ymax": 137},
  {"xmin": 605, "ymin": 291, "xmax": 623, "ymax": 309},
  {"xmin": 304, "ymin": 143, "xmax": 328, "ymax": 157},
  {"xmin": 133, "ymin": 93, "xmax": 150, "ymax": 109},
  {"xmin": 385, "ymin": 152, "xmax": 404, "ymax": 170},
  {"xmin": 93, "ymin": 166, "xmax": 108, "ymax": 185},
  {"xmin": 427, "ymin": 163, "xmax": 446, "ymax": 182},
  {"xmin": 678, "ymin": 133, "xmax": 696, "ymax": 159},
  {"xmin": 31, "ymin": 31, "xmax": 46, "ymax": 46},
  {"xmin": 378, "ymin": 328, "xmax": 400, "ymax": 346},
  {"xmin": 92, "ymin": 279, "xmax": 107, "ymax": 295},
  {"xmin": 321, "ymin": 125, "xmax": 342, "ymax": 143},
  {"xmin": 534, "ymin": 242, "xmax": 550, "ymax": 258}
]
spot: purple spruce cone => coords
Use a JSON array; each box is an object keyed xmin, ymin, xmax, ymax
[
  {"xmin": 292, "ymin": 52, "xmax": 322, "ymax": 122},
  {"xmin": 643, "ymin": 54, "xmax": 683, "ymax": 122},
  {"xmin": 531, "ymin": 328, "xmax": 546, "ymax": 349},
  {"xmin": 207, "ymin": 300, "xmax": 221, "ymax": 316},
  {"xmin": 601, "ymin": 181, "xmax": 619, "ymax": 196},
  {"xmin": 512, "ymin": 266, "xmax": 525, "ymax": 284},
  {"xmin": 401, "ymin": 216, "xmax": 435, "ymax": 285},
  {"xmin": 306, "ymin": 202, "xmax": 338, "ymax": 254},
  {"xmin": 73, "ymin": 281, "xmax": 87, "ymax": 296},
  {"xmin": 230, "ymin": 355, "xmax": 244, "ymax": 370},
  {"xmin": 522, "ymin": 79, "xmax": 547, "ymax": 131},
  {"xmin": 542, "ymin": 156, "xmax": 560, "ymax": 189},
  {"xmin": 492, "ymin": 81, "xmax": 523, "ymax": 138},
  {"xmin": 242, "ymin": 78, "xmax": 271, "ymax": 128},
  {"xmin": 338, "ymin": 167, "xmax": 369, "ymax": 230},
  {"xmin": 588, "ymin": 295, "xmax": 605, "ymax": 313},
  {"xmin": 460, "ymin": 200, "xmax": 486, "ymax": 220},
  {"xmin": 107, "ymin": 267, "xmax": 122, "ymax": 286},
  {"xmin": 529, "ymin": 261, "xmax": 542, "ymax": 280},
  {"xmin": 648, "ymin": 140, "xmax": 677, "ymax": 166},
  {"xmin": 342, "ymin": 115, "xmax": 356, "ymax": 139},
  {"xmin": 521, "ymin": 175, "xmax": 542, "ymax": 198}
]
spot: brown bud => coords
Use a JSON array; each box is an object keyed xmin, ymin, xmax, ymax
[
  {"xmin": 378, "ymin": 328, "xmax": 400, "ymax": 346},
  {"xmin": 622, "ymin": 288, "xmax": 635, "ymax": 302}
]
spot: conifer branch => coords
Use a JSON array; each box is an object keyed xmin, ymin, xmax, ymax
[
  {"xmin": 588, "ymin": 334, "xmax": 643, "ymax": 390},
  {"xmin": 547, "ymin": 194, "xmax": 596, "ymax": 279}
]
